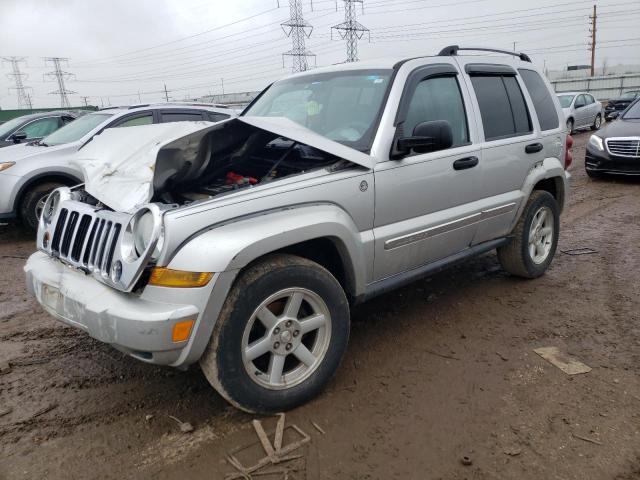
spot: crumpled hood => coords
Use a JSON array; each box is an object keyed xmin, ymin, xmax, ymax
[
  {"xmin": 72, "ymin": 117, "xmax": 374, "ymax": 213},
  {"xmin": 0, "ymin": 141, "xmax": 78, "ymax": 164}
]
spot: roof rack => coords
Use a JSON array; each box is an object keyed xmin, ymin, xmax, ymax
[{"xmin": 438, "ymin": 45, "xmax": 531, "ymax": 63}]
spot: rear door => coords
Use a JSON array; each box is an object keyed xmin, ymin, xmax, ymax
[
  {"xmin": 573, "ymin": 94, "xmax": 589, "ymax": 127},
  {"xmin": 459, "ymin": 62, "xmax": 544, "ymax": 244}
]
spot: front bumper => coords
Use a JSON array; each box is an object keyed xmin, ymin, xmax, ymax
[
  {"xmin": 585, "ymin": 144, "xmax": 640, "ymax": 175},
  {"xmin": 25, "ymin": 251, "xmax": 204, "ymax": 366},
  {"xmin": 0, "ymin": 172, "xmax": 19, "ymax": 218}
]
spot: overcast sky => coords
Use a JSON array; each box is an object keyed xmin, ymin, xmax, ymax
[{"xmin": 0, "ymin": 0, "xmax": 638, "ymax": 109}]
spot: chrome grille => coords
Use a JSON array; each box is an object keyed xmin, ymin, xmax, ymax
[
  {"xmin": 606, "ymin": 137, "xmax": 640, "ymax": 158},
  {"xmin": 50, "ymin": 207, "xmax": 123, "ymax": 276}
]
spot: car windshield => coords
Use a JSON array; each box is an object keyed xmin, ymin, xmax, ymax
[
  {"xmin": 620, "ymin": 91, "xmax": 639, "ymax": 99},
  {"xmin": 0, "ymin": 116, "xmax": 27, "ymax": 138},
  {"xmin": 557, "ymin": 95, "xmax": 575, "ymax": 108},
  {"xmin": 622, "ymin": 101, "xmax": 640, "ymax": 119},
  {"xmin": 244, "ymin": 69, "xmax": 393, "ymax": 151},
  {"xmin": 43, "ymin": 113, "xmax": 113, "ymax": 146}
]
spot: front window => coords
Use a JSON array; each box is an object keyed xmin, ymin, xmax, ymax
[
  {"xmin": 620, "ymin": 91, "xmax": 639, "ymax": 99},
  {"xmin": 622, "ymin": 100, "xmax": 640, "ymax": 119},
  {"xmin": 0, "ymin": 116, "xmax": 27, "ymax": 138},
  {"xmin": 44, "ymin": 113, "xmax": 114, "ymax": 146},
  {"xmin": 244, "ymin": 69, "xmax": 393, "ymax": 151},
  {"xmin": 557, "ymin": 95, "xmax": 575, "ymax": 108}
]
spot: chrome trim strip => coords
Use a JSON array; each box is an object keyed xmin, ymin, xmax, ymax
[{"xmin": 384, "ymin": 202, "xmax": 516, "ymax": 250}]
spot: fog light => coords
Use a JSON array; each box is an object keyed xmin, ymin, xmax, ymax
[
  {"xmin": 172, "ymin": 319, "xmax": 195, "ymax": 343},
  {"xmin": 111, "ymin": 260, "xmax": 123, "ymax": 283}
]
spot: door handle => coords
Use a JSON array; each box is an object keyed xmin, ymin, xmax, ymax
[
  {"xmin": 525, "ymin": 143, "xmax": 543, "ymax": 154},
  {"xmin": 453, "ymin": 156, "xmax": 479, "ymax": 170}
]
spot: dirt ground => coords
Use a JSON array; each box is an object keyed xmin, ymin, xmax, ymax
[{"xmin": 1, "ymin": 131, "xmax": 639, "ymax": 480}]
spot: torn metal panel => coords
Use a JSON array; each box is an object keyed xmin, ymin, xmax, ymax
[{"xmin": 71, "ymin": 116, "xmax": 373, "ymax": 213}]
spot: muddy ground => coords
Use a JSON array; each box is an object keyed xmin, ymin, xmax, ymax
[{"xmin": 1, "ymin": 131, "xmax": 639, "ymax": 480}]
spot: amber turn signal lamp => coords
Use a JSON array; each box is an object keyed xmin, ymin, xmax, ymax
[
  {"xmin": 172, "ymin": 319, "xmax": 195, "ymax": 343},
  {"xmin": 148, "ymin": 268, "xmax": 213, "ymax": 288}
]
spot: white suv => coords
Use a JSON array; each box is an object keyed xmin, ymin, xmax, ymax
[{"xmin": 0, "ymin": 103, "xmax": 234, "ymax": 230}]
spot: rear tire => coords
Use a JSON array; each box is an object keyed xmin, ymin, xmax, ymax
[
  {"xmin": 19, "ymin": 182, "xmax": 64, "ymax": 232},
  {"xmin": 566, "ymin": 118, "xmax": 574, "ymax": 134},
  {"xmin": 199, "ymin": 254, "xmax": 350, "ymax": 413},
  {"xmin": 497, "ymin": 191, "xmax": 559, "ymax": 279},
  {"xmin": 591, "ymin": 114, "xmax": 602, "ymax": 130}
]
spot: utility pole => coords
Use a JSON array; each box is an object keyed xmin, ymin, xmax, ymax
[
  {"xmin": 513, "ymin": 41, "xmax": 516, "ymax": 52},
  {"xmin": 281, "ymin": 0, "xmax": 315, "ymax": 72},
  {"xmin": 80, "ymin": 96, "xmax": 90, "ymax": 106},
  {"xmin": 164, "ymin": 84, "xmax": 169, "ymax": 102},
  {"xmin": 1, "ymin": 56, "xmax": 32, "ymax": 109},
  {"xmin": 221, "ymin": 78, "xmax": 224, "ymax": 95},
  {"xmin": 589, "ymin": 4, "xmax": 597, "ymax": 77},
  {"xmin": 137, "ymin": 90, "xmax": 141, "ymax": 103},
  {"xmin": 43, "ymin": 57, "xmax": 76, "ymax": 108},
  {"xmin": 332, "ymin": 0, "xmax": 369, "ymax": 63}
]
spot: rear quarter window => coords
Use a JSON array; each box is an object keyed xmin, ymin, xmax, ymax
[{"xmin": 519, "ymin": 69, "xmax": 560, "ymax": 131}]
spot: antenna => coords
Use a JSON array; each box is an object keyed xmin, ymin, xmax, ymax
[
  {"xmin": 43, "ymin": 57, "xmax": 76, "ymax": 108},
  {"xmin": 2, "ymin": 57, "xmax": 33, "ymax": 109},
  {"xmin": 331, "ymin": 0, "xmax": 369, "ymax": 63},
  {"xmin": 281, "ymin": 0, "xmax": 315, "ymax": 72}
]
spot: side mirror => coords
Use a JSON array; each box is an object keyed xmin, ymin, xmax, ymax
[
  {"xmin": 609, "ymin": 111, "xmax": 619, "ymax": 119},
  {"xmin": 393, "ymin": 120, "xmax": 453, "ymax": 158},
  {"xmin": 575, "ymin": 101, "xmax": 585, "ymax": 109},
  {"xmin": 11, "ymin": 131, "xmax": 27, "ymax": 143}
]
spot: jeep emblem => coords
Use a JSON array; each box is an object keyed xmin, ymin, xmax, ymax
[{"xmin": 359, "ymin": 180, "xmax": 368, "ymax": 192}]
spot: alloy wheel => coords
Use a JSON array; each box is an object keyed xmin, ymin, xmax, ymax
[{"xmin": 528, "ymin": 206, "xmax": 554, "ymax": 264}]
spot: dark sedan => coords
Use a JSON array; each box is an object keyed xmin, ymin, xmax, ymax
[
  {"xmin": 0, "ymin": 111, "xmax": 80, "ymax": 147},
  {"xmin": 604, "ymin": 90, "xmax": 640, "ymax": 121},
  {"xmin": 586, "ymin": 98, "xmax": 640, "ymax": 178}
]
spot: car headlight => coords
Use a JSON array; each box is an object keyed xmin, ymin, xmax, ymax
[
  {"xmin": 41, "ymin": 190, "xmax": 61, "ymax": 224},
  {"xmin": 0, "ymin": 161, "xmax": 15, "ymax": 173},
  {"xmin": 589, "ymin": 135, "xmax": 604, "ymax": 151},
  {"xmin": 121, "ymin": 206, "xmax": 162, "ymax": 262}
]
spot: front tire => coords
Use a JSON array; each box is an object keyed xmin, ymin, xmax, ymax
[
  {"xmin": 200, "ymin": 254, "xmax": 350, "ymax": 413},
  {"xmin": 497, "ymin": 191, "xmax": 559, "ymax": 279},
  {"xmin": 591, "ymin": 114, "xmax": 602, "ymax": 130},
  {"xmin": 19, "ymin": 182, "xmax": 64, "ymax": 232}
]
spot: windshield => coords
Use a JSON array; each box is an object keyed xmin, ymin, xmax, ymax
[
  {"xmin": 620, "ymin": 91, "xmax": 639, "ymax": 99},
  {"xmin": 557, "ymin": 95, "xmax": 575, "ymax": 108},
  {"xmin": 622, "ymin": 100, "xmax": 640, "ymax": 119},
  {"xmin": 244, "ymin": 69, "xmax": 393, "ymax": 151},
  {"xmin": 0, "ymin": 116, "xmax": 27, "ymax": 138},
  {"xmin": 43, "ymin": 113, "xmax": 113, "ymax": 146}
]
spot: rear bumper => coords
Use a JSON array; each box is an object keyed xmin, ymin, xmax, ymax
[
  {"xmin": 585, "ymin": 144, "xmax": 640, "ymax": 175},
  {"xmin": 25, "ymin": 251, "xmax": 204, "ymax": 366}
]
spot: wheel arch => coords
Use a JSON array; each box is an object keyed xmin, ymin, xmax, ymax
[{"xmin": 14, "ymin": 172, "xmax": 82, "ymax": 218}]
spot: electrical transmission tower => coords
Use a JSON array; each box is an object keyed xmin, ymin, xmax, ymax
[
  {"xmin": 331, "ymin": 0, "xmax": 369, "ymax": 63},
  {"xmin": 43, "ymin": 57, "xmax": 76, "ymax": 108},
  {"xmin": 281, "ymin": 0, "xmax": 315, "ymax": 72},
  {"xmin": 2, "ymin": 57, "xmax": 32, "ymax": 109}
]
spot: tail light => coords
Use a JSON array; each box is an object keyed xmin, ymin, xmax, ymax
[{"xmin": 564, "ymin": 134, "xmax": 573, "ymax": 170}]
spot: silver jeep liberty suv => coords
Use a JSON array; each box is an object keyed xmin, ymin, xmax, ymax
[{"xmin": 25, "ymin": 46, "xmax": 572, "ymax": 413}]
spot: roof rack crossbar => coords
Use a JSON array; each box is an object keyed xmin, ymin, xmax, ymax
[{"xmin": 438, "ymin": 45, "xmax": 531, "ymax": 63}]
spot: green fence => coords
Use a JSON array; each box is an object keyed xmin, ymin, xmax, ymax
[{"xmin": 0, "ymin": 106, "xmax": 98, "ymax": 123}]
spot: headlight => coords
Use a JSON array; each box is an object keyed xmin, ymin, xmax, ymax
[
  {"xmin": 0, "ymin": 161, "xmax": 15, "ymax": 173},
  {"xmin": 42, "ymin": 190, "xmax": 61, "ymax": 224},
  {"xmin": 121, "ymin": 206, "xmax": 162, "ymax": 262},
  {"xmin": 589, "ymin": 134, "xmax": 604, "ymax": 151}
]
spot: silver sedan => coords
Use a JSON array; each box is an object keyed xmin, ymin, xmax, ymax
[{"xmin": 557, "ymin": 92, "xmax": 603, "ymax": 133}]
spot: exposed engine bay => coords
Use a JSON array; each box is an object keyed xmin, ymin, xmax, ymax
[
  {"xmin": 72, "ymin": 116, "xmax": 373, "ymax": 213},
  {"xmin": 153, "ymin": 121, "xmax": 345, "ymax": 205}
]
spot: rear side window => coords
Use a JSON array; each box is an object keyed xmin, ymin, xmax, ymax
[
  {"xmin": 470, "ymin": 75, "xmax": 532, "ymax": 141},
  {"xmin": 161, "ymin": 112, "xmax": 205, "ymax": 123},
  {"xmin": 208, "ymin": 112, "xmax": 230, "ymax": 122},
  {"xmin": 519, "ymin": 69, "xmax": 560, "ymax": 131}
]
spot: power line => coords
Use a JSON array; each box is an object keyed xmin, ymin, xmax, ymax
[
  {"xmin": 282, "ymin": 0, "xmax": 315, "ymax": 72},
  {"xmin": 1, "ymin": 56, "xmax": 32, "ymax": 109},
  {"xmin": 43, "ymin": 57, "xmax": 76, "ymax": 108},
  {"xmin": 332, "ymin": 0, "xmax": 369, "ymax": 62}
]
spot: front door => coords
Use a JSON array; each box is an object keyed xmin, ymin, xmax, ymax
[{"xmin": 373, "ymin": 64, "xmax": 483, "ymax": 280}]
